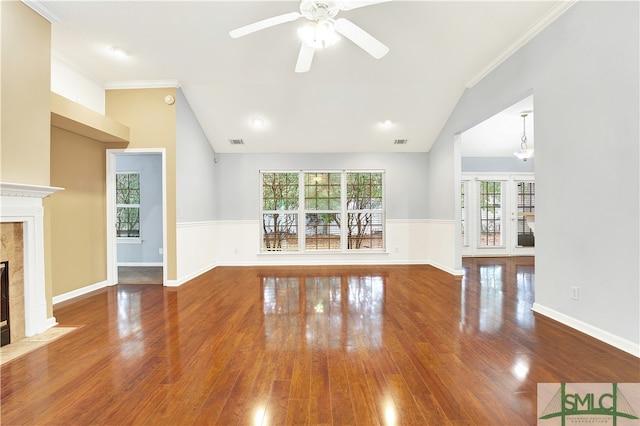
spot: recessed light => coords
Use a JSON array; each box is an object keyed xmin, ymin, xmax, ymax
[
  {"xmin": 251, "ymin": 117, "xmax": 265, "ymax": 128},
  {"xmin": 382, "ymin": 119, "xmax": 393, "ymax": 127},
  {"xmin": 108, "ymin": 46, "xmax": 128, "ymax": 58}
]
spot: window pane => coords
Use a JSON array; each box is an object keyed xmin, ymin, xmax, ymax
[
  {"xmin": 116, "ymin": 207, "xmax": 140, "ymax": 237},
  {"xmin": 347, "ymin": 172, "xmax": 383, "ymax": 210},
  {"xmin": 305, "ymin": 213, "xmax": 341, "ymax": 250},
  {"xmin": 516, "ymin": 181, "xmax": 535, "ymax": 247},
  {"xmin": 479, "ymin": 181, "xmax": 502, "ymax": 247},
  {"xmin": 347, "ymin": 212, "xmax": 383, "ymax": 249},
  {"xmin": 305, "ymin": 172, "xmax": 341, "ymax": 211},
  {"xmin": 262, "ymin": 213, "xmax": 298, "ymax": 251},
  {"xmin": 263, "ymin": 173, "xmax": 299, "ymax": 211}
]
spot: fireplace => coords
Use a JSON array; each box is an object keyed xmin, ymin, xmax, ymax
[{"xmin": 0, "ymin": 182, "xmax": 63, "ymax": 339}]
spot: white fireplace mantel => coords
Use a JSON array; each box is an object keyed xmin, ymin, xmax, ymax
[{"xmin": 1, "ymin": 182, "xmax": 63, "ymax": 337}]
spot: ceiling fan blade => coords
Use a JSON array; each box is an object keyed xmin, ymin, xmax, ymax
[
  {"xmin": 334, "ymin": 18, "xmax": 389, "ymax": 59},
  {"xmin": 337, "ymin": 0, "xmax": 392, "ymax": 11},
  {"xmin": 295, "ymin": 43, "xmax": 315, "ymax": 73},
  {"xmin": 229, "ymin": 12, "xmax": 302, "ymax": 38}
]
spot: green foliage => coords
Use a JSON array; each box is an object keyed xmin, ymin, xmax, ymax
[
  {"xmin": 116, "ymin": 173, "xmax": 140, "ymax": 237},
  {"xmin": 261, "ymin": 171, "xmax": 384, "ymax": 250}
]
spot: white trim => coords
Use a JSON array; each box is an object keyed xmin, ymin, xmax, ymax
[
  {"xmin": 46, "ymin": 317, "xmax": 59, "ymax": 328},
  {"xmin": 116, "ymin": 238, "xmax": 142, "ymax": 244},
  {"xmin": 21, "ymin": 0, "xmax": 60, "ymax": 22},
  {"xmin": 52, "ymin": 280, "xmax": 109, "ymax": 305},
  {"xmin": 429, "ymin": 261, "xmax": 464, "ymax": 276},
  {"xmin": 117, "ymin": 262, "xmax": 163, "ymax": 267},
  {"xmin": 105, "ymin": 80, "xmax": 180, "ymax": 90},
  {"xmin": 167, "ymin": 263, "xmax": 217, "ymax": 287},
  {"xmin": 177, "ymin": 220, "xmax": 221, "ymax": 228},
  {"xmin": 532, "ymin": 303, "xmax": 640, "ymax": 358},
  {"xmin": 0, "ymin": 182, "xmax": 64, "ymax": 198},
  {"xmin": 1, "ymin": 183, "xmax": 63, "ymax": 337},
  {"xmin": 466, "ymin": 0, "xmax": 577, "ymax": 88}
]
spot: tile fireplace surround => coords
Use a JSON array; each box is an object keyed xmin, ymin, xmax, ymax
[{"xmin": 0, "ymin": 182, "xmax": 63, "ymax": 339}]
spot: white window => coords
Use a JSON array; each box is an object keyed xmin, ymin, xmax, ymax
[
  {"xmin": 116, "ymin": 172, "xmax": 140, "ymax": 239},
  {"xmin": 260, "ymin": 170, "xmax": 385, "ymax": 252}
]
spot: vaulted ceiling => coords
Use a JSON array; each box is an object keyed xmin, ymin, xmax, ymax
[{"xmin": 40, "ymin": 1, "xmax": 569, "ymax": 154}]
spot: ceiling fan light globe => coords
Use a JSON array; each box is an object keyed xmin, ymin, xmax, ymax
[{"xmin": 297, "ymin": 20, "xmax": 340, "ymax": 49}]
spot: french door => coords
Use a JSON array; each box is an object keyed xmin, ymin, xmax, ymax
[{"xmin": 461, "ymin": 174, "xmax": 535, "ymax": 257}]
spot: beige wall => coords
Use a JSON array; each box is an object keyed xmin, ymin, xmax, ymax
[
  {"xmin": 47, "ymin": 127, "xmax": 110, "ymax": 296},
  {"xmin": 106, "ymin": 88, "xmax": 177, "ymax": 280},
  {"xmin": 0, "ymin": 1, "xmax": 51, "ymax": 185}
]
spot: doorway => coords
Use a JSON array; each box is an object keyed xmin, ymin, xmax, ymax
[
  {"xmin": 106, "ymin": 149, "xmax": 167, "ymax": 286},
  {"xmin": 461, "ymin": 174, "xmax": 535, "ymax": 256},
  {"xmin": 459, "ymin": 95, "xmax": 535, "ymax": 258}
]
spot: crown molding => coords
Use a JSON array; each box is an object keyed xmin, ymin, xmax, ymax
[
  {"xmin": 21, "ymin": 0, "xmax": 60, "ymax": 23},
  {"xmin": 465, "ymin": 0, "xmax": 577, "ymax": 88},
  {"xmin": 105, "ymin": 80, "xmax": 181, "ymax": 90}
]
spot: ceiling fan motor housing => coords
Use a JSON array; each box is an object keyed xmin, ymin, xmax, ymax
[{"xmin": 300, "ymin": 0, "xmax": 340, "ymax": 21}]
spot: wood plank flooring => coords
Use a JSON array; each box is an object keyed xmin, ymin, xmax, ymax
[{"xmin": 1, "ymin": 257, "xmax": 638, "ymax": 424}]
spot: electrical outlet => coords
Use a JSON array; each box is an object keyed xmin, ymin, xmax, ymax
[
  {"xmin": 159, "ymin": 248, "xmax": 163, "ymax": 255},
  {"xmin": 571, "ymin": 286, "xmax": 579, "ymax": 301}
]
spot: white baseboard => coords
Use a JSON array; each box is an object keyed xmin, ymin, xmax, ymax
[
  {"xmin": 53, "ymin": 280, "xmax": 109, "ymax": 305},
  {"xmin": 532, "ymin": 303, "xmax": 640, "ymax": 358},
  {"xmin": 169, "ymin": 262, "xmax": 218, "ymax": 287},
  {"xmin": 117, "ymin": 262, "xmax": 163, "ymax": 267},
  {"xmin": 428, "ymin": 260, "xmax": 464, "ymax": 276},
  {"xmin": 46, "ymin": 317, "xmax": 58, "ymax": 328}
]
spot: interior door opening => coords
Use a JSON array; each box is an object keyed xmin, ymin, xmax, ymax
[
  {"xmin": 458, "ymin": 94, "xmax": 535, "ymax": 258},
  {"xmin": 107, "ymin": 149, "xmax": 167, "ymax": 286}
]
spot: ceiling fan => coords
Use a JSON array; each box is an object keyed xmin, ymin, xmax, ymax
[{"xmin": 229, "ymin": 0, "xmax": 391, "ymax": 73}]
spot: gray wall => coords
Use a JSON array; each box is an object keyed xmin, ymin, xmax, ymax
[
  {"xmin": 462, "ymin": 157, "xmax": 534, "ymax": 173},
  {"xmin": 213, "ymin": 152, "xmax": 429, "ymax": 220},
  {"xmin": 427, "ymin": 1, "xmax": 639, "ymax": 346},
  {"xmin": 116, "ymin": 154, "xmax": 163, "ymax": 264},
  {"xmin": 176, "ymin": 88, "xmax": 217, "ymax": 222}
]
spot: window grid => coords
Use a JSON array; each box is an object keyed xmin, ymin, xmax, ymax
[
  {"xmin": 116, "ymin": 172, "xmax": 140, "ymax": 238},
  {"xmin": 260, "ymin": 171, "xmax": 385, "ymax": 253},
  {"xmin": 261, "ymin": 172, "xmax": 299, "ymax": 251},
  {"xmin": 479, "ymin": 181, "xmax": 502, "ymax": 247},
  {"xmin": 516, "ymin": 182, "xmax": 535, "ymax": 247},
  {"xmin": 304, "ymin": 172, "xmax": 342, "ymax": 251},
  {"xmin": 346, "ymin": 173, "xmax": 384, "ymax": 250}
]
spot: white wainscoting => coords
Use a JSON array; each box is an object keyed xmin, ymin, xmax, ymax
[
  {"xmin": 175, "ymin": 219, "xmax": 460, "ymax": 284},
  {"xmin": 425, "ymin": 219, "xmax": 462, "ymax": 275},
  {"xmin": 174, "ymin": 221, "xmax": 218, "ymax": 286}
]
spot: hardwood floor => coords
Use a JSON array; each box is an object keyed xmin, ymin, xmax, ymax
[
  {"xmin": 1, "ymin": 257, "xmax": 638, "ymax": 424},
  {"xmin": 118, "ymin": 266, "xmax": 163, "ymax": 285}
]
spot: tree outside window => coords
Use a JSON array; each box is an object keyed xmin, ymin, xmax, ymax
[
  {"xmin": 260, "ymin": 170, "xmax": 385, "ymax": 252},
  {"xmin": 116, "ymin": 172, "xmax": 140, "ymax": 238}
]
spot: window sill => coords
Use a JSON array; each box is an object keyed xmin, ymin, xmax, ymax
[
  {"xmin": 258, "ymin": 250, "xmax": 389, "ymax": 255},
  {"xmin": 117, "ymin": 238, "xmax": 142, "ymax": 244}
]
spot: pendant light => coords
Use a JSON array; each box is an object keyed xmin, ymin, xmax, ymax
[{"xmin": 514, "ymin": 113, "xmax": 534, "ymax": 161}]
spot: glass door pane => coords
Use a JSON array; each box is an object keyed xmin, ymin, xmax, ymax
[
  {"xmin": 515, "ymin": 181, "xmax": 535, "ymax": 247},
  {"xmin": 478, "ymin": 181, "xmax": 503, "ymax": 248}
]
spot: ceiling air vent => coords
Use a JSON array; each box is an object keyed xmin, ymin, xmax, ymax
[
  {"xmin": 229, "ymin": 139, "xmax": 245, "ymax": 145},
  {"xmin": 394, "ymin": 139, "xmax": 408, "ymax": 145}
]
